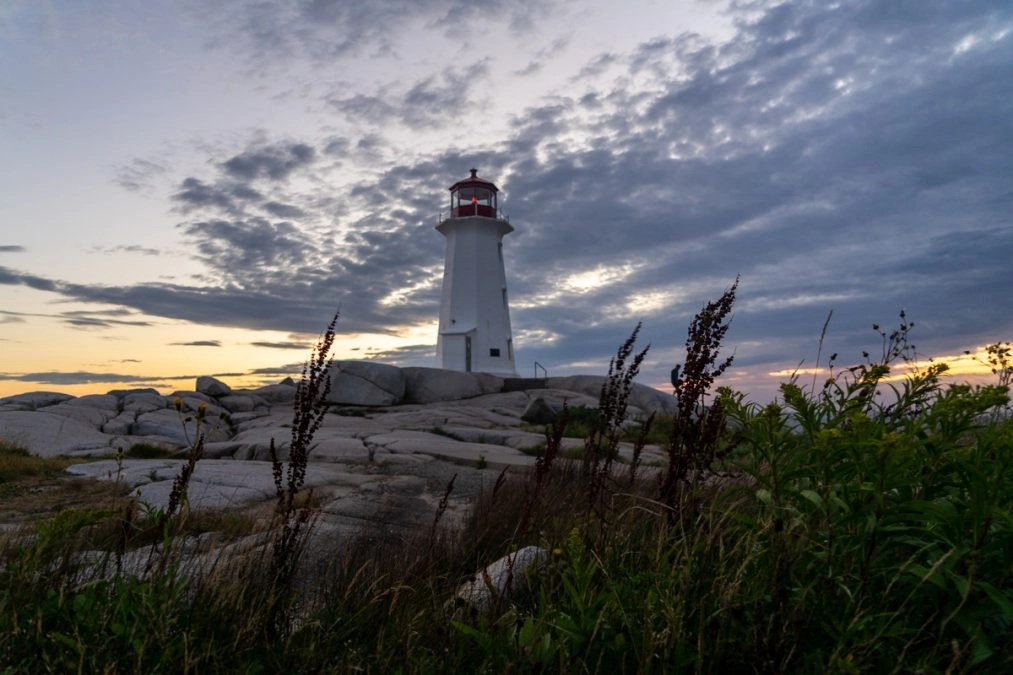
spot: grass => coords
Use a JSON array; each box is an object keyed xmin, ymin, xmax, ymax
[
  {"xmin": 530, "ymin": 405, "xmax": 674, "ymax": 446},
  {"xmin": 0, "ymin": 439, "xmax": 80, "ymax": 483},
  {"xmin": 1, "ymin": 300, "xmax": 1011, "ymax": 672}
]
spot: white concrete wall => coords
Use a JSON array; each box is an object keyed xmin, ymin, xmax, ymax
[{"xmin": 436, "ymin": 215, "xmax": 516, "ymax": 375}]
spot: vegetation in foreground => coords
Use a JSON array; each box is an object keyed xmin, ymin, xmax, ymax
[{"xmin": 0, "ymin": 296, "xmax": 1011, "ymax": 673}]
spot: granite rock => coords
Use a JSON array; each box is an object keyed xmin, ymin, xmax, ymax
[
  {"xmin": 327, "ymin": 361, "xmax": 405, "ymax": 406},
  {"xmin": 197, "ymin": 376, "xmax": 232, "ymax": 397}
]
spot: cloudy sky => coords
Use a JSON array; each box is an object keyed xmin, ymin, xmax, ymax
[{"xmin": 1, "ymin": 0, "xmax": 1011, "ymax": 401}]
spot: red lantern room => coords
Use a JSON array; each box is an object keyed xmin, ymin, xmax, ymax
[{"xmin": 449, "ymin": 168, "xmax": 498, "ymax": 219}]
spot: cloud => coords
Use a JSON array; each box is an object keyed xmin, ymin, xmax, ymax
[
  {"xmin": 193, "ymin": 0, "xmax": 565, "ymax": 67},
  {"xmin": 171, "ymin": 140, "xmax": 318, "ymax": 224},
  {"xmin": 178, "ymin": 218, "xmax": 319, "ymax": 287},
  {"xmin": 513, "ymin": 36, "xmax": 571, "ymax": 77},
  {"xmin": 249, "ymin": 363, "xmax": 303, "ymax": 376},
  {"xmin": 89, "ymin": 244, "xmax": 164, "ymax": 256},
  {"xmin": 0, "ymin": 306, "xmax": 152, "ymax": 330},
  {"xmin": 327, "ymin": 62, "xmax": 489, "ymax": 130},
  {"xmin": 250, "ymin": 341, "xmax": 312, "ymax": 350},
  {"xmin": 0, "ymin": 371, "xmax": 192, "ymax": 386},
  {"xmin": 361, "ymin": 343, "xmax": 436, "ymax": 365},
  {"xmin": 113, "ymin": 157, "xmax": 170, "ymax": 193},
  {"xmin": 173, "ymin": 177, "xmax": 242, "ymax": 213},
  {"xmin": 220, "ymin": 142, "xmax": 316, "ymax": 181},
  {"xmin": 0, "ymin": 267, "xmax": 56, "ymax": 293},
  {"xmin": 262, "ymin": 201, "xmax": 306, "ymax": 219},
  {"xmin": 59, "ymin": 309, "xmax": 152, "ymax": 330},
  {"xmin": 169, "ymin": 340, "xmax": 222, "ymax": 347},
  {"xmin": 0, "ymin": 245, "xmax": 26, "ymax": 253}
]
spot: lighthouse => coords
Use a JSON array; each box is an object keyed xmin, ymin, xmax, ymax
[{"xmin": 436, "ymin": 169, "xmax": 517, "ymax": 375}]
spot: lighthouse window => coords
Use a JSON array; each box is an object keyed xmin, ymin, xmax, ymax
[
  {"xmin": 490, "ymin": 348, "xmax": 501, "ymax": 357},
  {"xmin": 457, "ymin": 188, "xmax": 492, "ymax": 206},
  {"xmin": 501, "ymin": 288, "xmax": 508, "ymax": 308}
]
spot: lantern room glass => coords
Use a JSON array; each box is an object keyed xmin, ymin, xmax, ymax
[{"xmin": 452, "ymin": 186, "xmax": 497, "ymax": 218}]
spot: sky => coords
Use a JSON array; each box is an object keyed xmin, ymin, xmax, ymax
[{"xmin": 1, "ymin": 0, "xmax": 1011, "ymax": 402}]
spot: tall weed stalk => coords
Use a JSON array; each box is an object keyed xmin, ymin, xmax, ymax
[
  {"xmin": 584, "ymin": 322, "xmax": 650, "ymax": 509},
  {"xmin": 270, "ymin": 309, "xmax": 338, "ymax": 583},
  {"xmin": 661, "ymin": 276, "xmax": 738, "ymax": 510}
]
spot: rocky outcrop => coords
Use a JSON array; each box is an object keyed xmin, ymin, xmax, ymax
[
  {"xmin": 402, "ymin": 367, "xmax": 502, "ymax": 404},
  {"xmin": 0, "ymin": 382, "xmax": 268, "ymax": 456},
  {"xmin": 327, "ymin": 361, "xmax": 405, "ymax": 406},
  {"xmin": 1, "ymin": 368, "xmax": 675, "ymax": 520},
  {"xmin": 546, "ymin": 376, "xmax": 676, "ymax": 414}
]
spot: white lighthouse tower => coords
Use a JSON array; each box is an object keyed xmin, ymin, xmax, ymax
[{"xmin": 436, "ymin": 169, "xmax": 517, "ymax": 375}]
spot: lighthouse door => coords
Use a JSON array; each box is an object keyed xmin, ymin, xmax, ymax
[{"xmin": 465, "ymin": 336, "xmax": 472, "ymax": 372}]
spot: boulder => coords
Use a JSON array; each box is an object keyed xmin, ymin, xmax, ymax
[
  {"xmin": 0, "ymin": 411, "xmax": 114, "ymax": 457},
  {"xmin": 64, "ymin": 394, "xmax": 120, "ymax": 411},
  {"xmin": 629, "ymin": 382, "xmax": 677, "ymax": 414},
  {"xmin": 545, "ymin": 375, "xmax": 607, "ymax": 400},
  {"xmin": 170, "ymin": 390, "xmax": 215, "ymax": 405},
  {"xmin": 0, "ymin": 391, "xmax": 74, "ymax": 411},
  {"xmin": 545, "ymin": 376, "xmax": 675, "ymax": 414},
  {"xmin": 454, "ymin": 546, "xmax": 548, "ymax": 613},
  {"xmin": 474, "ymin": 372, "xmax": 506, "ymax": 395},
  {"xmin": 132, "ymin": 409, "xmax": 232, "ymax": 447},
  {"xmin": 102, "ymin": 410, "xmax": 136, "ymax": 436},
  {"xmin": 122, "ymin": 391, "xmax": 167, "ymax": 414},
  {"xmin": 402, "ymin": 367, "xmax": 499, "ymax": 404},
  {"xmin": 326, "ymin": 361, "xmax": 405, "ymax": 406},
  {"xmin": 520, "ymin": 396, "xmax": 557, "ymax": 424},
  {"xmin": 228, "ymin": 411, "xmax": 269, "ymax": 426},
  {"xmin": 41, "ymin": 402, "xmax": 115, "ymax": 429},
  {"xmin": 251, "ymin": 382, "xmax": 297, "ymax": 404},
  {"xmin": 196, "ymin": 376, "xmax": 232, "ymax": 397},
  {"xmin": 108, "ymin": 387, "xmax": 160, "ymax": 396},
  {"xmin": 176, "ymin": 396, "xmax": 228, "ymax": 420},
  {"xmin": 217, "ymin": 394, "xmax": 263, "ymax": 413}
]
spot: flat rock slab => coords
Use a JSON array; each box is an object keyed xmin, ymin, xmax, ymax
[
  {"xmin": 1, "ymin": 371, "xmax": 677, "ymax": 541},
  {"xmin": 369, "ymin": 431, "xmax": 537, "ymax": 469},
  {"xmin": 66, "ymin": 459, "xmax": 381, "ymax": 510},
  {"xmin": 0, "ymin": 411, "xmax": 116, "ymax": 457}
]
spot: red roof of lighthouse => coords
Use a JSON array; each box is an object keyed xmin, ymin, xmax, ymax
[{"xmin": 449, "ymin": 168, "xmax": 499, "ymax": 193}]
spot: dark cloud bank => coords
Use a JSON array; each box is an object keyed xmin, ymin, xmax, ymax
[{"xmin": 4, "ymin": 0, "xmax": 1012, "ymax": 397}]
